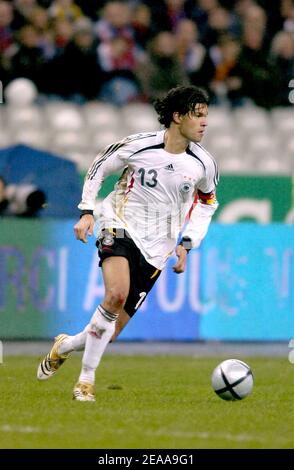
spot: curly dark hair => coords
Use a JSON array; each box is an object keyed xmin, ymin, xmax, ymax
[{"xmin": 153, "ymin": 86, "xmax": 209, "ymax": 128}]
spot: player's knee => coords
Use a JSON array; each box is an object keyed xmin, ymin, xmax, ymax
[
  {"xmin": 104, "ymin": 287, "xmax": 128, "ymax": 310},
  {"xmin": 90, "ymin": 308, "xmax": 116, "ymax": 338}
]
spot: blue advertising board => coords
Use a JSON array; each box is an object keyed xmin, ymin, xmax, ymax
[{"xmin": 0, "ymin": 220, "xmax": 293, "ymax": 340}]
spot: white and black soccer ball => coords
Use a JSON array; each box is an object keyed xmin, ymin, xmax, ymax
[{"xmin": 211, "ymin": 359, "xmax": 253, "ymax": 401}]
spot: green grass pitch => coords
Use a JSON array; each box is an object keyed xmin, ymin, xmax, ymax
[{"xmin": 0, "ymin": 355, "xmax": 293, "ymax": 449}]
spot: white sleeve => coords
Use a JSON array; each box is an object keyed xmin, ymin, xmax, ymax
[
  {"xmin": 181, "ymin": 195, "xmax": 218, "ymax": 249},
  {"xmin": 78, "ymin": 133, "xmax": 159, "ymax": 211},
  {"xmin": 78, "ymin": 142, "xmax": 128, "ymax": 211},
  {"xmin": 181, "ymin": 158, "xmax": 219, "ymax": 249}
]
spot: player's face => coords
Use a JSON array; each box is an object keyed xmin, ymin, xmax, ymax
[{"xmin": 178, "ymin": 103, "xmax": 208, "ymax": 142}]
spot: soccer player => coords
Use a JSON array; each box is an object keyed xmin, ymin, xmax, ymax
[{"xmin": 37, "ymin": 85, "xmax": 219, "ymax": 401}]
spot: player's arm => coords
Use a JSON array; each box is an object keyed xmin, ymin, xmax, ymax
[
  {"xmin": 173, "ymin": 191, "xmax": 218, "ymax": 273},
  {"xmin": 174, "ymin": 158, "xmax": 219, "ymax": 271},
  {"xmin": 180, "ymin": 189, "xmax": 218, "ymax": 250},
  {"xmin": 74, "ymin": 213, "xmax": 95, "ymax": 243},
  {"xmin": 173, "ymin": 191, "xmax": 218, "ymax": 272},
  {"xmin": 74, "ymin": 141, "xmax": 130, "ymax": 243},
  {"xmin": 172, "ymin": 244, "xmax": 188, "ymax": 274}
]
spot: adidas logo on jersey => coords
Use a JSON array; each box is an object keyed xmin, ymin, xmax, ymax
[{"xmin": 164, "ymin": 164, "xmax": 175, "ymax": 171}]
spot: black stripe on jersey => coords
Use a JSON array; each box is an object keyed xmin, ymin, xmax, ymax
[
  {"xmin": 186, "ymin": 147, "xmax": 206, "ymax": 170},
  {"xmin": 195, "ymin": 142, "xmax": 219, "ymax": 186},
  {"xmin": 88, "ymin": 133, "xmax": 158, "ymax": 180},
  {"xmin": 212, "ymin": 159, "xmax": 219, "ymax": 187},
  {"xmin": 129, "ymin": 143, "xmax": 165, "ymax": 158},
  {"xmin": 125, "ymin": 132, "xmax": 157, "ymax": 143},
  {"xmin": 87, "ymin": 142, "xmax": 116, "ymax": 179},
  {"xmin": 88, "ymin": 142, "xmax": 125, "ymax": 180}
]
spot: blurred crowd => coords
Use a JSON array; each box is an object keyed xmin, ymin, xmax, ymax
[{"xmin": 0, "ymin": 0, "xmax": 294, "ymax": 107}]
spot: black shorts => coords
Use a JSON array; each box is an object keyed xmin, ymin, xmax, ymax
[{"xmin": 97, "ymin": 229, "xmax": 161, "ymax": 317}]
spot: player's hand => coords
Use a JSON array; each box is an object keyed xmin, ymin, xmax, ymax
[
  {"xmin": 74, "ymin": 214, "xmax": 94, "ymax": 243},
  {"xmin": 172, "ymin": 245, "xmax": 187, "ymax": 274}
]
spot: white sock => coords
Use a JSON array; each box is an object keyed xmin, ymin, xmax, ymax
[
  {"xmin": 78, "ymin": 306, "xmax": 117, "ymax": 385},
  {"xmin": 58, "ymin": 325, "xmax": 91, "ymax": 354}
]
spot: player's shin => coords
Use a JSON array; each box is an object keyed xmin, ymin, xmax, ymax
[{"xmin": 78, "ymin": 305, "xmax": 118, "ymax": 385}]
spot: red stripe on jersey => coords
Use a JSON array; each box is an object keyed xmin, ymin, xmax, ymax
[
  {"xmin": 186, "ymin": 193, "xmax": 198, "ymax": 221},
  {"xmin": 125, "ymin": 172, "xmax": 135, "ymax": 195},
  {"xmin": 185, "ymin": 189, "xmax": 217, "ymax": 222}
]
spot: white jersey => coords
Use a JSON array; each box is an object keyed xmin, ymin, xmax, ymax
[{"xmin": 79, "ymin": 130, "xmax": 219, "ymax": 270}]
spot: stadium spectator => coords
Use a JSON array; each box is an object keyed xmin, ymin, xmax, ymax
[
  {"xmin": 201, "ymin": 6, "xmax": 239, "ymax": 48},
  {"xmin": 10, "ymin": 24, "xmax": 46, "ymax": 88},
  {"xmin": 29, "ymin": 6, "xmax": 55, "ymax": 59},
  {"xmin": 187, "ymin": 0, "xmax": 220, "ymax": 43},
  {"xmin": 53, "ymin": 17, "xmax": 74, "ymax": 50},
  {"xmin": 175, "ymin": 19, "xmax": 215, "ymax": 92},
  {"xmin": 137, "ymin": 0, "xmax": 186, "ymax": 35},
  {"xmin": 136, "ymin": 31, "xmax": 189, "ymax": 101},
  {"xmin": 37, "ymin": 85, "xmax": 219, "ymax": 401},
  {"xmin": 282, "ymin": 0, "xmax": 294, "ymax": 35},
  {"xmin": 270, "ymin": 30, "xmax": 294, "ymax": 106},
  {"xmin": 48, "ymin": 0, "xmax": 83, "ymax": 23},
  {"xmin": 98, "ymin": 35, "xmax": 142, "ymax": 105},
  {"xmin": 234, "ymin": 0, "xmax": 256, "ymax": 16},
  {"xmin": 94, "ymin": 1, "xmax": 141, "ymax": 105},
  {"xmin": 94, "ymin": 1, "xmax": 134, "ymax": 43},
  {"xmin": 164, "ymin": 0, "xmax": 187, "ymax": 31},
  {"xmin": 12, "ymin": 0, "xmax": 38, "ymax": 30},
  {"xmin": 241, "ymin": 4, "xmax": 271, "ymax": 47},
  {"xmin": 211, "ymin": 34, "xmax": 243, "ymax": 106},
  {"xmin": 131, "ymin": 3, "xmax": 154, "ymax": 48},
  {"xmin": 44, "ymin": 17, "xmax": 103, "ymax": 100},
  {"xmin": 237, "ymin": 23, "xmax": 278, "ymax": 108},
  {"xmin": 0, "ymin": 1, "xmax": 14, "ymax": 55}
]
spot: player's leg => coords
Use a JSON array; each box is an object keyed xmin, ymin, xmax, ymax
[
  {"xmin": 37, "ymin": 318, "xmax": 96, "ymax": 380},
  {"xmin": 111, "ymin": 309, "xmax": 131, "ymax": 342},
  {"xmin": 73, "ymin": 256, "xmax": 130, "ymax": 401},
  {"xmin": 37, "ymin": 312, "xmax": 96, "ymax": 380},
  {"xmin": 51, "ymin": 302, "xmax": 129, "ymax": 356},
  {"xmin": 37, "ymin": 260, "xmax": 131, "ymax": 381},
  {"xmin": 111, "ymin": 251, "xmax": 161, "ymax": 341}
]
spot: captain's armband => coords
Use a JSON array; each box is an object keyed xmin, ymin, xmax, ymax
[{"xmin": 198, "ymin": 190, "xmax": 217, "ymax": 205}]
